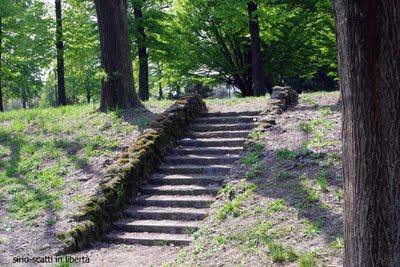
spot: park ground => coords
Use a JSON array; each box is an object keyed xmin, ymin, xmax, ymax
[{"xmin": 0, "ymin": 92, "xmax": 342, "ymax": 266}]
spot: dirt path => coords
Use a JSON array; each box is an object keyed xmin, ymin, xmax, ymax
[{"xmin": 72, "ymin": 243, "xmax": 180, "ymax": 267}]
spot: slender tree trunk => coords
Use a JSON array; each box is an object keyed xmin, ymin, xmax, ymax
[
  {"xmin": 21, "ymin": 88, "xmax": 27, "ymax": 109},
  {"xmin": 334, "ymin": 1, "xmax": 400, "ymax": 265},
  {"xmin": 158, "ymin": 82, "xmax": 163, "ymax": 100},
  {"xmin": 55, "ymin": 0, "xmax": 66, "ymax": 106},
  {"xmin": 156, "ymin": 61, "xmax": 162, "ymax": 100},
  {"xmin": 86, "ymin": 88, "xmax": 91, "ymax": 103},
  {"xmin": 247, "ymin": 1, "xmax": 267, "ymax": 96},
  {"xmin": 0, "ymin": 17, "xmax": 3, "ymax": 112},
  {"xmin": 133, "ymin": 1, "xmax": 149, "ymax": 101},
  {"xmin": 95, "ymin": 0, "xmax": 140, "ymax": 112}
]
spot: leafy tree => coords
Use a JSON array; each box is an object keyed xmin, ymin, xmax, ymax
[
  {"xmin": 1, "ymin": 0, "xmax": 52, "ymax": 108},
  {"xmin": 0, "ymin": 0, "xmax": 17, "ymax": 111},
  {"xmin": 161, "ymin": 0, "xmax": 337, "ymax": 96},
  {"xmin": 63, "ymin": 0, "xmax": 100, "ymax": 104}
]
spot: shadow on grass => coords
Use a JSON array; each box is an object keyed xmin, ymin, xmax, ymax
[
  {"xmin": 0, "ymin": 131, "xmax": 59, "ymax": 256},
  {"xmin": 291, "ymin": 104, "xmax": 340, "ymax": 113},
  {"xmin": 115, "ymin": 106, "xmax": 157, "ymax": 132},
  {"xmin": 240, "ymin": 143, "xmax": 343, "ymax": 245}
]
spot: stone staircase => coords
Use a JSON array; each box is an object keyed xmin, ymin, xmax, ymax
[{"xmin": 105, "ymin": 111, "xmax": 260, "ymax": 246}]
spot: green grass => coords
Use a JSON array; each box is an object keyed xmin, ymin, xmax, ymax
[
  {"xmin": 205, "ymin": 96, "xmax": 266, "ymax": 107},
  {"xmin": 268, "ymin": 242, "xmax": 286, "ymax": 262},
  {"xmin": 216, "ymin": 181, "xmax": 256, "ymax": 220},
  {"xmin": 248, "ymin": 130, "xmax": 262, "ymax": 140},
  {"xmin": 230, "ymin": 221, "xmax": 273, "ymax": 248},
  {"xmin": 330, "ymin": 237, "xmax": 344, "ymax": 250},
  {"xmin": 276, "ymin": 148, "xmax": 296, "ymax": 161},
  {"xmin": 303, "ymin": 220, "xmax": 321, "ymax": 239},
  {"xmin": 316, "ymin": 170, "xmax": 329, "ymax": 192},
  {"xmin": 323, "ymin": 152, "xmax": 341, "ymax": 166},
  {"xmin": 299, "ymin": 121, "xmax": 315, "ymax": 133},
  {"xmin": 145, "ymin": 98, "xmax": 174, "ymax": 108},
  {"xmin": 305, "ymin": 189, "xmax": 320, "ymax": 203},
  {"xmin": 278, "ymin": 170, "xmax": 292, "ymax": 180},
  {"xmin": 319, "ymin": 106, "xmax": 334, "ymax": 116},
  {"xmin": 268, "ymin": 242, "xmax": 298, "ymax": 263},
  {"xmin": 244, "ymin": 143, "xmax": 265, "ymax": 181},
  {"xmin": 334, "ymin": 189, "xmax": 344, "ymax": 201},
  {"xmin": 0, "ymin": 103, "xmax": 158, "ymax": 223},
  {"xmin": 301, "ymin": 95, "xmax": 317, "ymax": 106},
  {"xmin": 299, "ymin": 108, "xmax": 337, "ymax": 149},
  {"xmin": 266, "ymin": 199, "xmax": 288, "ymax": 214},
  {"xmin": 298, "ymin": 251, "xmax": 318, "ymax": 267}
]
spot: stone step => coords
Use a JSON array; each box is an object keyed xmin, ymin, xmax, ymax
[
  {"xmin": 194, "ymin": 116, "xmax": 258, "ymax": 124},
  {"xmin": 172, "ymin": 146, "xmax": 243, "ymax": 156},
  {"xmin": 113, "ymin": 219, "xmax": 199, "ymax": 234},
  {"xmin": 186, "ymin": 130, "xmax": 251, "ymax": 139},
  {"xmin": 123, "ymin": 206, "xmax": 208, "ymax": 221},
  {"xmin": 133, "ymin": 195, "xmax": 215, "ymax": 208},
  {"xmin": 199, "ymin": 111, "xmax": 260, "ymax": 117},
  {"xmin": 190, "ymin": 123, "xmax": 257, "ymax": 132},
  {"xmin": 177, "ymin": 138, "xmax": 246, "ymax": 147},
  {"xmin": 159, "ymin": 164, "xmax": 231, "ymax": 175},
  {"xmin": 105, "ymin": 231, "xmax": 191, "ymax": 246},
  {"xmin": 140, "ymin": 184, "xmax": 220, "ymax": 196},
  {"xmin": 148, "ymin": 174, "xmax": 225, "ymax": 186},
  {"xmin": 164, "ymin": 155, "xmax": 240, "ymax": 165}
]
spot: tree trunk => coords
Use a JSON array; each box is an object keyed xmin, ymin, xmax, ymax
[
  {"xmin": 334, "ymin": 1, "xmax": 400, "ymax": 266},
  {"xmin": 55, "ymin": 0, "xmax": 67, "ymax": 106},
  {"xmin": 86, "ymin": 88, "xmax": 91, "ymax": 103},
  {"xmin": 158, "ymin": 82, "xmax": 163, "ymax": 100},
  {"xmin": 247, "ymin": 1, "xmax": 267, "ymax": 96},
  {"xmin": 21, "ymin": 88, "xmax": 27, "ymax": 109},
  {"xmin": 133, "ymin": 1, "xmax": 149, "ymax": 101},
  {"xmin": 0, "ymin": 17, "xmax": 3, "ymax": 112},
  {"xmin": 95, "ymin": 0, "xmax": 140, "ymax": 112}
]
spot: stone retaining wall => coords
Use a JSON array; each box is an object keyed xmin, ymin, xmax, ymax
[{"xmin": 257, "ymin": 86, "xmax": 298, "ymax": 131}]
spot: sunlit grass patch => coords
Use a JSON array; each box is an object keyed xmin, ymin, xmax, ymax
[
  {"xmin": 298, "ymin": 251, "xmax": 318, "ymax": 267},
  {"xmin": 216, "ymin": 180, "xmax": 256, "ymax": 220},
  {"xmin": 205, "ymin": 96, "xmax": 266, "ymax": 107},
  {"xmin": 0, "ymin": 103, "xmax": 161, "ymax": 223}
]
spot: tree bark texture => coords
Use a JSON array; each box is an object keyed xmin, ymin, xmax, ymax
[
  {"xmin": 134, "ymin": 2, "xmax": 149, "ymax": 101},
  {"xmin": 0, "ymin": 17, "xmax": 3, "ymax": 112},
  {"xmin": 247, "ymin": 1, "xmax": 267, "ymax": 96},
  {"xmin": 334, "ymin": 0, "xmax": 400, "ymax": 266},
  {"xmin": 95, "ymin": 0, "xmax": 140, "ymax": 112},
  {"xmin": 55, "ymin": 0, "xmax": 67, "ymax": 106}
]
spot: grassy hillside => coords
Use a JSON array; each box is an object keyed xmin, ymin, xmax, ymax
[{"xmin": 0, "ymin": 100, "xmax": 172, "ymax": 257}]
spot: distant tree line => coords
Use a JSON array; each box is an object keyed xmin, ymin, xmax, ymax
[{"xmin": 0, "ymin": 0, "xmax": 337, "ymax": 111}]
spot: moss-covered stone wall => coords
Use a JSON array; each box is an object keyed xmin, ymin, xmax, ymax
[
  {"xmin": 56, "ymin": 94, "xmax": 206, "ymax": 254},
  {"xmin": 257, "ymin": 86, "xmax": 298, "ymax": 131}
]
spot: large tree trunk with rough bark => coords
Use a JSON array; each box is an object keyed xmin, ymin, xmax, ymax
[
  {"xmin": 0, "ymin": 17, "xmax": 3, "ymax": 112},
  {"xmin": 247, "ymin": 1, "xmax": 267, "ymax": 96},
  {"xmin": 133, "ymin": 1, "xmax": 149, "ymax": 101},
  {"xmin": 334, "ymin": 0, "xmax": 400, "ymax": 265},
  {"xmin": 95, "ymin": 0, "xmax": 140, "ymax": 112},
  {"xmin": 55, "ymin": 0, "xmax": 66, "ymax": 106}
]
